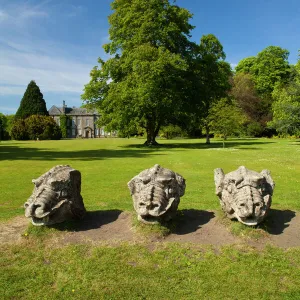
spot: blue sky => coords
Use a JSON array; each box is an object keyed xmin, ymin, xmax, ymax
[{"xmin": 0, "ymin": 0, "xmax": 299, "ymax": 115}]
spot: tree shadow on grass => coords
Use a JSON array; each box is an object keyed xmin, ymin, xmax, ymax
[
  {"xmin": 168, "ymin": 209, "xmax": 215, "ymax": 235},
  {"xmin": 50, "ymin": 209, "xmax": 123, "ymax": 232},
  {"xmin": 0, "ymin": 145, "xmax": 162, "ymax": 161},
  {"xmin": 122, "ymin": 139, "xmax": 275, "ymax": 150},
  {"xmin": 259, "ymin": 209, "xmax": 296, "ymax": 235}
]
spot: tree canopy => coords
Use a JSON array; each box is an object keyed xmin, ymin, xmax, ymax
[
  {"xmin": 15, "ymin": 80, "xmax": 48, "ymax": 119},
  {"xmin": 235, "ymin": 46, "xmax": 291, "ymax": 96},
  {"xmin": 82, "ymin": 0, "xmax": 203, "ymax": 145},
  {"xmin": 195, "ymin": 34, "xmax": 232, "ymax": 143},
  {"xmin": 268, "ymin": 55, "xmax": 300, "ymax": 136}
]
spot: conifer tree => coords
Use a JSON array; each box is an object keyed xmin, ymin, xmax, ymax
[{"xmin": 15, "ymin": 80, "xmax": 48, "ymax": 119}]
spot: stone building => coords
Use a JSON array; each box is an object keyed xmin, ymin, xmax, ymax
[{"xmin": 48, "ymin": 101, "xmax": 106, "ymax": 138}]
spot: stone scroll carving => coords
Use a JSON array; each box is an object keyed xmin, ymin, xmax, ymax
[
  {"xmin": 214, "ymin": 166, "xmax": 275, "ymax": 225},
  {"xmin": 128, "ymin": 164, "xmax": 186, "ymax": 224},
  {"xmin": 24, "ymin": 165, "xmax": 86, "ymax": 226}
]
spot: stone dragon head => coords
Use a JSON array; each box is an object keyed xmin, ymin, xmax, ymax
[
  {"xmin": 214, "ymin": 166, "xmax": 275, "ymax": 225},
  {"xmin": 24, "ymin": 165, "xmax": 86, "ymax": 226},
  {"xmin": 128, "ymin": 164, "xmax": 186, "ymax": 224}
]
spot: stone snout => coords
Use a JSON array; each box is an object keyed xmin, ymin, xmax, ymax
[
  {"xmin": 24, "ymin": 165, "xmax": 86, "ymax": 226},
  {"xmin": 214, "ymin": 166, "xmax": 274, "ymax": 226},
  {"xmin": 128, "ymin": 164, "xmax": 185, "ymax": 224}
]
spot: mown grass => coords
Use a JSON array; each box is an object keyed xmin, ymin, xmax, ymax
[
  {"xmin": 1, "ymin": 137, "xmax": 300, "ymax": 299},
  {"xmin": 1, "ymin": 137, "xmax": 300, "ymax": 221},
  {"xmin": 2, "ymin": 240, "xmax": 300, "ymax": 299}
]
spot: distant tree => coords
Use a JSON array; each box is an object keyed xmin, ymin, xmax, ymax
[
  {"xmin": 0, "ymin": 115, "xmax": 3, "ymax": 140},
  {"xmin": 15, "ymin": 81, "xmax": 48, "ymax": 119},
  {"xmin": 5, "ymin": 115, "xmax": 15, "ymax": 136},
  {"xmin": 230, "ymin": 73, "xmax": 266, "ymax": 136},
  {"xmin": 82, "ymin": 0, "xmax": 200, "ymax": 145},
  {"xmin": 268, "ymin": 56, "xmax": 300, "ymax": 136},
  {"xmin": 234, "ymin": 46, "xmax": 292, "ymax": 135},
  {"xmin": 235, "ymin": 56, "xmax": 256, "ymax": 74},
  {"xmin": 235, "ymin": 46, "xmax": 291, "ymax": 96},
  {"xmin": 268, "ymin": 84, "xmax": 300, "ymax": 136},
  {"xmin": 208, "ymin": 98, "xmax": 246, "ymax": 147},
  {"xmin": 191, "ymin": 34, "xmax": 232, "ymax": 144},
  {"xmin": 0, "ymin": 113, "xmax": 14, "ymax": 140}
]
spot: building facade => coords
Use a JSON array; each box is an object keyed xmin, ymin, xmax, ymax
[{"xmin": 49, "ymin": 101, "xmax": 107, "ymax": 138}]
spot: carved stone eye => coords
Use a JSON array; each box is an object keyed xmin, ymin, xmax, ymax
[
  {"xmin": 139, "ymin": 202, "xmax": 146, "ymax": 206},
  {"xmin": 142, "ymin": 177, "xmax": 151, "ymax": 184},
  {"xmin": 157, "ymin": 177, "xmax": 173, "ymax": 184}
]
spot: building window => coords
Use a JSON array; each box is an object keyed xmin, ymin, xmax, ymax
[
  {"xmin": 86, "ymin": 119, "xmax": 90, "ymax": 126},
  {"xmin": 72, "ymin": 129, "xmax": 76, "ymax": 136},
  {"xmin": 72, "ymin": 117, "xmax": 76, "ymax": 127},
  {"xmin": 56, "ymin": 118, "xmax": 60, "ymax": 126}
]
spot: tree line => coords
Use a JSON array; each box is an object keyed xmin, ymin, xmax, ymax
[
  {"xmin": 81, "ymin": 0, "xmax": 300, "ymax": 145},
  {"xmin": 0, "ymin": 80, "xmax": 61, "ymax": 141}
]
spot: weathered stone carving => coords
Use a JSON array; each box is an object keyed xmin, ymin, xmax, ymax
[
  {"xmin": 128, "ymin": 164, "xmax": 186, "ymax": 224},
  {"xmin": 214, "ymin": 166, "xmax": 275, "ymax": 225},
  {"xmin": 24, "ymin": 165, "xmax": 86, "ymax": 226}
]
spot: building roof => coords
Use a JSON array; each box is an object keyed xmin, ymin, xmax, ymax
[
  {"xmin": 48, "ymin": 105, "xmax": 99, "ymax": 116},
  {"xmin": 48, "ymin": 105, "xmax": 62, "ymax": 115}
]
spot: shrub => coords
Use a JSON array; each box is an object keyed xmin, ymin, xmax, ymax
[
  {"xmin": 11, "ymin": 119, "xmax": 29, "ymax": 140},
  {"xmin": 11, "ymin": 115, "xmax": 62, "ymax": 140},
  {"xmin": 160, "ymin": 125, "xmax": 185, "ymax": 139},
  {"xmin": 25, "ymin": 115, "xmax": 62, "ymax": 140}
]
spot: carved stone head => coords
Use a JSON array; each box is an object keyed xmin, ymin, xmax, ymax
[
  {"xmin": 128, "ymin": 164, "xmax": 185, "ymax": 224},
  {"xmin": 214, "ymin": 166, "xmax": 275, "ymax": 225},
  {"xmin": 24, "ymin": 165, "xmax": 86, "ymax": 226}
]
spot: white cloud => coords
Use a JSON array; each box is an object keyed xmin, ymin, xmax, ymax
[
  {"xmin": 0, "ymin": 2, "xmax": 49, "ymax": 28},
  {"xmin": 66, "ymin": 5, "xmax": 85, "ymax": 18},
  {"xmin": 0, "ymin": 48, "xmax": 93, "ymax": 95},
  {"xmin": 0, "ymin": 10, "xmax": 9, "ymax": 22},
  {"xmin": 0, "ymin": 1, "xmax": 108, "ymax": 101}
]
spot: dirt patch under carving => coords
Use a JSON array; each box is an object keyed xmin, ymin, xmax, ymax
[{"xmin": 1, "ymin": 209, "xmax": 300, "ymax": 249}]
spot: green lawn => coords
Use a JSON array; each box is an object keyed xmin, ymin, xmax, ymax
[
  {"xmin": 1, "ymin": 137, "xmax": 300, "ymax": 220},
  {"xmin": 1, "ymin": 137, "xmax": 300, "ymax": 299}
]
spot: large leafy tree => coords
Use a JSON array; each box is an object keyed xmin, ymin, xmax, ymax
[
  {"xmin": 194, "ymin": 34, "xmax": 232, "ymax": 144},
  {"xmin": 236, "ymin": 46, "xmax": 291, "ymax": 96},
  {"xmin": 234, "ymin": 46, "xmax": 292, "ymax": 134},
  {"xmin": 82, "ymin": 0, "xmax": 198, "ymax": 145},
  {"xmin": 268, "ymin": 53, "xmax": 300, "ymax": 136},
  {"xmin": 15, "ymin": 80, "xmax": 48, "ymax": 119}
]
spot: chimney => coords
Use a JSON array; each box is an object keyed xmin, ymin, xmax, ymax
[{"xmin": 62, "ymin": 100, "xmax": 66, "ymax": 114}]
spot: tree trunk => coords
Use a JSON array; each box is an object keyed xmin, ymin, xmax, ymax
[
  {"xmin": 205, "ymin": 124, "xmax": 210, "ymax": 144},
  {"xmin": 144, "ymin": 123, "xmax": 159, "ymax": 146}
]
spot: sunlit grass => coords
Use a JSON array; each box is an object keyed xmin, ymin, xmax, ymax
[
  {"xmin": 1, "ymin": 137, "xmax": 300, "ymax": 299},
  {"xmin": 1, "ymin": 241, "xmax": 300, "ymax": 299},
  {"xmin": 1, "ymin": 137, "xmax": 300, "ymax": 221}
]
